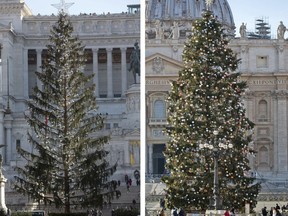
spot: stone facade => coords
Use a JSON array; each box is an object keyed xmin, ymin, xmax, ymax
[
  {"xmin": 145, "ymin": 0, "xmax": 288, "ymax": 210},
  {"xmin": 0, "ymin": 0, "xmax": 140, "ymax": 209}
]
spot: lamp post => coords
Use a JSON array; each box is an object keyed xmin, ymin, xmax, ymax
[
  {"xmin": 199, "ymin": 130, "xmax": 233, "ymax": 210},
  {"xmin": 213, "ymin": 147, "xmax": 220, "ymax": 210}
]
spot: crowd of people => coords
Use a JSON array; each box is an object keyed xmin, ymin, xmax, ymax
[{"xmin": 262, "ymin": 203, "xmax": 288, "ymax": 216}]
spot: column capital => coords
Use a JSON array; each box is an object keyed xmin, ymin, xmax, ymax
[
  {"xmin": 92, "ymin": 48, "xmax": 99, "ymax": 53},
  {"xmin": 106, "ymin": 48, "xmax": 113, "ymax": 53},
  {"xmin": 36, "ymin": 49, "xmax": 43, "ymax": 54},
  {"xmin": 120, "ymin": 47, "xmax": 127, "ymax": 52}
]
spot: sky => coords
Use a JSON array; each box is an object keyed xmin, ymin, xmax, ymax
[
  {"xmin": 24, "ymin": 0, "xmax": 288, "ymax": 39},
  {"xmin": 228, "ymin": 0, "xmax": 288, "ymax": 38},
  {"xmin": 24, "ymin": 0, "xmax": 140, "ymax": 15}
]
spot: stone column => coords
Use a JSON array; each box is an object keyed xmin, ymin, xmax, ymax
[
  {"xmin": 124, "ymin": 142, "xmax": 130, "ymax": 165},
  {"xmin": 0, "ymin": 112, "xmax": 4, "ymax": 157},
  {"xmin": 36, "ymin": 49, "xmax": 42, "ymax": 90},
  {"xmin": 23, "ymin": 48, "xmax": 29, "ymax": 97},
  {"xmin": 148, "ymin": 144, "xmax": 153, "ymax": 174},
  {"xmin": 92, "ymin": 48, "xmax": 99, "ymax": 97},
  {"xmin": 276, "ymin": 91, "xmax": 288, "ymax": 172},
  {"xmin": 106, "ymin": 48, "xmax": 113, "ymax": 98},
  {"xmin": 277, "ymin": 44, "xmax": 285, "ymax": 72},
  {"xmin": 4, "ymin": 114, "xmax": 13, "ymax": 164},
  {"xmin": 121, "ymin": 47, "xmax": 127, "ymax": 97},
  {"xmin": 272, "ymin": 94, "xmax": 278, "ymax": 173},
  {"xmin": 240, "ymin": 45, "xmax": 249, "ymax": 72}
]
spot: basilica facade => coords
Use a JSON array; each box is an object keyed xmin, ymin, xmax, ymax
[
  {"xmin": 0, "ymin": 0, "xmax": 140, "ymax": 208},
  {"xmin": 145, "ymin": 0, "xmax": 288, "ymax": 209}
]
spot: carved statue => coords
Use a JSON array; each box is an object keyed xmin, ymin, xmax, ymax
[
  {"xmin": 172, "ymin": 21, "xmax": 179, "ymax": 39},
  {"xmin": 155, "ymin": 20, "xmax": 164, "ymax": 39},
  {"xmin": 239, "ymin": 22, "xmax": 246, "ymax": 38},
  {"xmin": 277, "ymin": 21, "xmax": 286, "ymax": 40},
  {"xmin": 129, "ymin": 42, "xmax": 140, "ymax": 84}
]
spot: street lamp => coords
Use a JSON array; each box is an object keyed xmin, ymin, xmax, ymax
[{"xmin": 199, "ymin": 130, "xmax": 233, "ymax": 210}]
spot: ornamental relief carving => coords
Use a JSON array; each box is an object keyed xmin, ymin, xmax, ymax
[
  {"xmin": 126, "ymin": 95, "xmax": 140, "ymax": 113},
  {"xmin": 272, "ymin": 90, "xmax": 288, "ymax": 98},
  {"xmin": 152, "ymin": 57, "xmax": 164, "ymax": 73},
  {"xmin": 23, "ymin": 17, "xmax": 139, "ymax": 36},
  {"xmin": 81, "ymin": 21, "xmax": 91, "ymax": 32}
]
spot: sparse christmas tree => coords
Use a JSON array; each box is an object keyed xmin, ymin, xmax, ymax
[
  {"xmin": 163, "ymin": 10, "xmax": 261, "ymax": 212},
  {"xmin": 14, "ymin": 12, "xmax": 120, "ymax": 213}
]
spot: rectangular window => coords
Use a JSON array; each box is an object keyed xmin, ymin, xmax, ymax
[
  {"xmin": 105, "ymin": 123, "xmax": 111, "ymax": 129},
  {"xmin": 256, "ymin": 56, "xmax": 268, "ymax": 68}
]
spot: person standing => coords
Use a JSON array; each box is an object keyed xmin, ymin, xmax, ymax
[
  {"xmin": 262, "ymin": 207, "xmax": 268, "ymax": 216},
  {"xmin": 224, "ymin": 209, "xmax": 230, "ymax": 216}
]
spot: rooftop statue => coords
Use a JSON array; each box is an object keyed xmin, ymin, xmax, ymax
[{"xmin": 277, "ymin": 21, "xmax": 286, "ymax": 40}]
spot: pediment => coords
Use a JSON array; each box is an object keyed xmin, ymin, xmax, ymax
[
  {"xmin": 146, "ymin": 53, "xmax": 183, "ymax": 76},
  {"xmin": 125, "ymin": 128, "xmax": 140, "ymax": 138}
]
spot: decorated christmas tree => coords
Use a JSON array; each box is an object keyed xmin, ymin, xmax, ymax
[
  {"xmin": 13, "ymin": 12, "xmax": 119, "ymax": 213},
  {"xmin": 163, "ymin": 10, "xmax": 261, "ymax": 212}
]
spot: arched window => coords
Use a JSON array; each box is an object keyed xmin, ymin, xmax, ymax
[
  {"xmin": 153, "ymin": 99, "xmax": 165, "ymax": 118},
  {"xmin": 258, "ymin": 100, "xmax": 268, "ymax": 122}
]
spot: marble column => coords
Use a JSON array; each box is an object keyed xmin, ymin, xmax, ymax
[
  {"xmin": 124, "ymin": 142, "xmax": 130, "ymax": 165},
  {"xmin": 148, "ymin": 144, "xmax": 153, "ymax": 174},
  {"xmin": 0, "ymin": 112, "xmax": 4, "ymax": 156},
  {"xmin": 92, "ymin": 48, "xmax": 99, "ymax": 98},
  {"xmin": 121, "ymin": 47, "xmax": 127, "ymax": 97},
  {"xmin": 277, "ymin": 44, "xmax": 285, "ymax": 72},
  {"xmin": 276, "ymin": 92, "xmax": 288, "ymax": 172},
  {"xmin": 240, "ymin": 45, "xmax": 249, "ymax": 72},
  {"xmin": 4, "ymin": 114, "xmax": 12, "ymax": 164},
  {"xmin": 23, "ymin": 48, "xmax": 29, "ymax": 97},
  {"xmin": 36, "ymin": 49, "xmax": 42, "ymax": 90},
  {"xmin": 272, "ymin": 95, "xmax": 278, "ymax": 173},
  {"xmin": 106, "ymin": 48, "xmax": 113, "ymax": 98}
]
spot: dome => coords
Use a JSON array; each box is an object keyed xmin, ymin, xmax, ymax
[{"xmin": 145, "ymin": 0, "xmax": 235, "ymax": 39}]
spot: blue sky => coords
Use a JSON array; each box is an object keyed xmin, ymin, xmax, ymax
[
  {"xmin": 25, "ymin": 0, "xmax": 140, "ymax": 15},
  {"xmin": 24, "ymin": 0, "xmax": 288, "ymax": 38},
  {"xmin": 229, "ymin": 0, "xmax": 288, "ymax": 38}
]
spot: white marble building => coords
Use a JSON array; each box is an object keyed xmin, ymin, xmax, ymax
[
  {"xmin": 0, "ymin": 0, "xmax": 140, "ymax": 208},
  {"xmin": 145, "ymin": 0, "xmax": 288, "ymax": 208}
]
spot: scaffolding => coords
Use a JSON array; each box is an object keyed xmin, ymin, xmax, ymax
[{"xmin": 248, "ymin": 17, "xmax": 271, "ymax": 39}]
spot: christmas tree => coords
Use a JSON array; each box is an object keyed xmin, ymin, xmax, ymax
[
  {"xmin": 14, "ymin": 12, "xmax": 119, "ymax": 213},
  {"xmin": 163, "ymin": 10, "xmax": 261, "ymax": 212}
]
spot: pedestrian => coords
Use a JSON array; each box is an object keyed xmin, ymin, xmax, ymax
[
  {"xmin": 276, "ymin": 209, "xmax": 282, "ymax": 216},
  {"xmin": 172, "ymin": 208, "xmax": 178, "ymax": 216},
  {"xmin": 271, "ymin": 207, "xmax": 277, "ymax": 216},
  {"xmin": 230, "ymin": 208, "xmax": 235, "ymax": 216},
  {"xmin": 224, "ymin": 209, "xmax": 230, "ymax": 216},
  {"xmin": 262, "ymin": 207, "xmax": 268, "ymax": 216},
  {"xmin": 178, "ymin": 208, "xmax": 185, "ymax": 216},
  {"xmin": 126, "ymin": 181, "xmax": 130, "ymax": 192}
]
